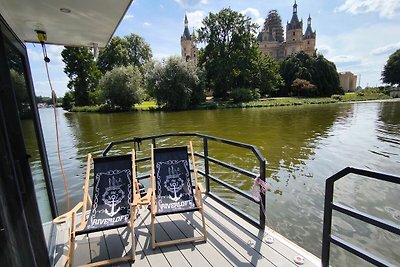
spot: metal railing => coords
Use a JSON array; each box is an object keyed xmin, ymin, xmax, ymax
[
  {"xmin": 321, "ymin": 167, "xmax": 400, "ymax": 267},
  {"xmin": 103, "ymin": 133, "xmax": 266, "ymax": 229}
]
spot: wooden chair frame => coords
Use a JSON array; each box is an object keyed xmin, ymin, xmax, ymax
[
  {"xmin": 53, "ymin": 152, "xmax": 148, "ymax": 267},
  {"xmin": 150, "ymin": 141, "xmax": 207, "ymax": 249}
]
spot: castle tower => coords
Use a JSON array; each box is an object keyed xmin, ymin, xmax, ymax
[
  {"xmin": 180, "ymin": 15, "xmax": 198, "ymax": 64},
  {"xmin": 257, "ymin": 1, "xmax": 317, "ymax": 60},
  {"xmin": 303, "ymin": 14, "xmax": 316, "ymax": 55},
  {"xmin": 285, "ymin": 0, "xmax": 303, "ymax": 56}
]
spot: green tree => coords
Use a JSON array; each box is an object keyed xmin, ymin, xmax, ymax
[
  {"xmin": 97, "ymin": 34, "xmax": 152, "ymax": 74},
  {"xmin": 382, "ymin": 49, "xmax": 400, "ymax": 87},
  {"xmin": 62, "ymin": 91, "xmax": 74, "ymax": 111},
  {"xmin": 61, "ymin": 47, "xmax": 101, "ymax": 106},
  {"xmin": 99, "ymin": 65, "xmax": 144, "ymax": 111},
  {"xmin": 147, "ymin": 57, "xmax": 205, "ymax": 110},
  {"xmin": 280, "ymin": 52, "xmax": 341, "ymax": 97},
  {"xmin": 251, "ymin": 53, "xmax": 283, "ymax": 96},
  {"xmin": 197, "ymin": 8, "xmax": 260, "ymax": 98}
]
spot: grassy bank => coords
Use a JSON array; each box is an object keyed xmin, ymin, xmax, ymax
[{"xmin": 70, "ymin": 91, "xmax": 392, "ymax": 112}]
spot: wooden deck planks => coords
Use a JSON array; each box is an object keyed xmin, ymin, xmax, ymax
[
  {"xmin": 167, "ymin": 212, "xmax": 235, "ymax": 267},
  {"xmin": 52, "ymin": 197, "xmax": 320, "ymax": 267},
  {"xmin": 203, "ymin": 197, "xmax": 320, "ymax": 267}
]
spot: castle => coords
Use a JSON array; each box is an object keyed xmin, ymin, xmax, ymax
[
  {"xmin": 180, "ymin": 14, "xmax": 198, "ymax": 65},
  {"xmin": 257, "ymin": 1, "xmax": 316, "ymax": 60},
  {"xmin": 180, "ymin": 1, "xmax": 316, "ymax": 63}
]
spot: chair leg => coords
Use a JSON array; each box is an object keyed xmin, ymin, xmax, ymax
[
  {"xmin": 130, "ymin": 207, "xmax": 137, "ymax": 262},
  {"xmin": 151, "ymin": 214, "xmax": 156, "ymax": 249},
  {"xmin": 68, "ymin": 234, "xmax": 75, "ymax": 267},
  {"xmin": 200, "ymin": 208, "xmax": 207, "ymax": 241}
]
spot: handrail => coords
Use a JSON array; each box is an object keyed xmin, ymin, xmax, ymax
[
  {"xmin": 103, "ymin": 133, "xmax": 266, "ymax": 229},
  {"xmin": 321, "ymin": 167, "xmax": 400, "ymax": 267}
]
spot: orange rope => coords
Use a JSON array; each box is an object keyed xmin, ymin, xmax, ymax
[{"xmin": 42, "ymin": 44, "xmax": 70, "ymax": 210}]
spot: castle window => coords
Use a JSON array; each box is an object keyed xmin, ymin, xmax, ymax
[
  {"xmin": 307, "ymin": 41, "xmax": 310, "ymax": 44},
  {"xmin": 292, "ymin": 39, "xmax": 295, "ymax": 41},
  {"xmin": 293, "ymin": 32, "xmax": 295, "ymax": 36}
]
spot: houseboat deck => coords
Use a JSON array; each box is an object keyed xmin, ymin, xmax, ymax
[{"xmin": 52, "ymin": 196, "xmax": 320, "ymax": 267}]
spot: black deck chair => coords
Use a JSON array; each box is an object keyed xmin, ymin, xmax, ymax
[
  {"xmin": 53, "ymin": 153, "xmax": 145, "ymax": 267},
  {"xmin": 150, "ymin": 141, "xmax": 207, "ymax": 249}
]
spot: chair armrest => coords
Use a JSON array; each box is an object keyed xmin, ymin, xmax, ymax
[
  {"xmin": 196, "ymin": 183, "xmax": 206, "ymax": 194},
  {"xmin": 53, "ymin": 202, "xmax": 84, "ymax": 224}
]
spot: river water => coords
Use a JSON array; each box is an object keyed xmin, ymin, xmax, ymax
[{"xmin": 32, "ymin": 100, "xmax": 400, "ymax": 266}]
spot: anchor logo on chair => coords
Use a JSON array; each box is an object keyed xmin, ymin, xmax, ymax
[
  {"xmin": 164, "ymin": 165, "xmax": 184, "ymax": 201},
  {"xmin": 102, "ymin": 176, "xmax": 125, "ymax": 217}
]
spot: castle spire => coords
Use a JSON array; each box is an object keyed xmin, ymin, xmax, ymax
[
  {"xmin": 290, "ymin": 0, "xmax": 300, "ymax": 25},
  {"xmin": 304, "ymin": 14, "xmax": 315, "ymax": 39},
  {"xmin": 182, "ymin": 14, "xmax": 191, "ymax": 40}
]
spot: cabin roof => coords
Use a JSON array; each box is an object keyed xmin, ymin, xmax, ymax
[{"xmin": 0, "ymin": 0, "xmax": 132, "ymax": 48}]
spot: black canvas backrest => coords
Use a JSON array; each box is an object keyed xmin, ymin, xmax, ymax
[
  {"xmin": 154, "ymin": 146, "xmax": 197, "ymax": 215},
  {"xmin": 85, "ymin": 154, "xmax": 132, "ymax": 232}
]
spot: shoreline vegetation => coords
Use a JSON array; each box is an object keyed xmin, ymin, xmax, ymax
[{"xmin": 69, "ymin": 91, "xmax": 394, "ymax": 113}]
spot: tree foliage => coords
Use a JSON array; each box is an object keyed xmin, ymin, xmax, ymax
[
  {"xmin": 280, "ymin": 52, "xmax": 342, "ymax": 97},
  {"xmin": 99, "ymin": 65, "xmax": 145, "ymax": 111},
  {"xmin": 198, "ymin": 8, "xmax": 259, "ymax": 98},
  {"xmin": 147, "ymin": 57, "xmax": 205, "ymax": 110},
  {"xmin": 97, "ymin": 34, "xmax": 152, "ymax": 74},
  {"xmin": 62, "ymin": 91, "xmax": 74, "ymax": 111},
  {"xmin": 291, "ymin": 78, "xmax": 316, "ymax": 97},
  {"xmin": 61, "ymin": 47, "xmax": 101, "ymax": 106},
  {"xmin": 382, "ymin": 49, "xmax": 400, "ymax": 87}
]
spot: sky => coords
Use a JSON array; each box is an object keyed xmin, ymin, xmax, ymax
[{"xmin": 27, "ymin": 0, "xmax": 400, "ymax": 97}]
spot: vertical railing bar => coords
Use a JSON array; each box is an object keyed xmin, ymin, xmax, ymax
[
  {"xmin": 321, "ymin": 178, "xmax": 335, "ymax": 267},
  {"xmin": 259, "ymin": 159, "xmax": 266, "ymax": 229},
  {"xmin": 203, "ymin": 137, "xmax": 210, "ymax": 194}
]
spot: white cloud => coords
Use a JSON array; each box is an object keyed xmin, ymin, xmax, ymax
[
  {"xmin": 240, "ymin": 7, "xmax": 264, "ymax": 29},
  {"xmin": 371, "ymin": 42, "xmax": 400, "ymax": 55},
  {"xmin": 187, "ymin": 11, "xmax": 206, "ymax": 29},
  {"xmin": 175, "ymin": 0, "xmax": 208, "ymax": 8},
  {"xmin": 328, "ymin": 55, "xmax": 362, "ymax": 64},
  {"xmin": 317, "ymin": 45, "xmax": 333, "ymax": 56},
  {"xmin": 336, "ymin": 0, "xmax": 400, "ymax": 18},
  {"xmin": 143, "ymin": 22, "xmax": 152, "ymax": 27},
  {"xmin": 123, "ymin": 14, "xmax": 134, "ymax": 20}
]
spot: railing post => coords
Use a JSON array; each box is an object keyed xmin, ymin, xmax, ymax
[
  {"xmin": 321, "ymin": 179, "xmax": 334, "ymax": 267},
  {"xmin": 259, "ymin": 159, "xmax": 266, "ymax": 229},
  {"xmin": 203, "ymin": 137, "xmax": 210, "ymax": 193}
]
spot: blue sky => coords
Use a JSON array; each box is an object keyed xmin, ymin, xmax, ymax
[{"xmin": 28, "ymin": 0, "xmax": 400, "ymax": 97}]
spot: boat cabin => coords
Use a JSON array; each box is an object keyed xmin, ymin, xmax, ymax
[{"xmin": 0, "ymin": 0, "xmax": 132, "ymax": 265}]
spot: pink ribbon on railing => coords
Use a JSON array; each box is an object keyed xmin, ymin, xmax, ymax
[{"xmin": 252, "ymin": 176, "xmax": 269, "ymax": 202}]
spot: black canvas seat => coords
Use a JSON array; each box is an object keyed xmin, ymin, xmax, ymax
[
  {"xmin": 75, "ymin": 155, "xmax": 133, "ymax": 235},
  {"xmin": 150, "ymin": 141, "xmax": 207, "ymax": 248},
  {"xmin": 53, "ymin": 153, "xmax": 146, "ymax": 267}
]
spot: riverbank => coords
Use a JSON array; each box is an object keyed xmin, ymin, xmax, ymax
[{"xmin": 70, "ymin": 91, "xmax": 393, "ymax": 112}]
